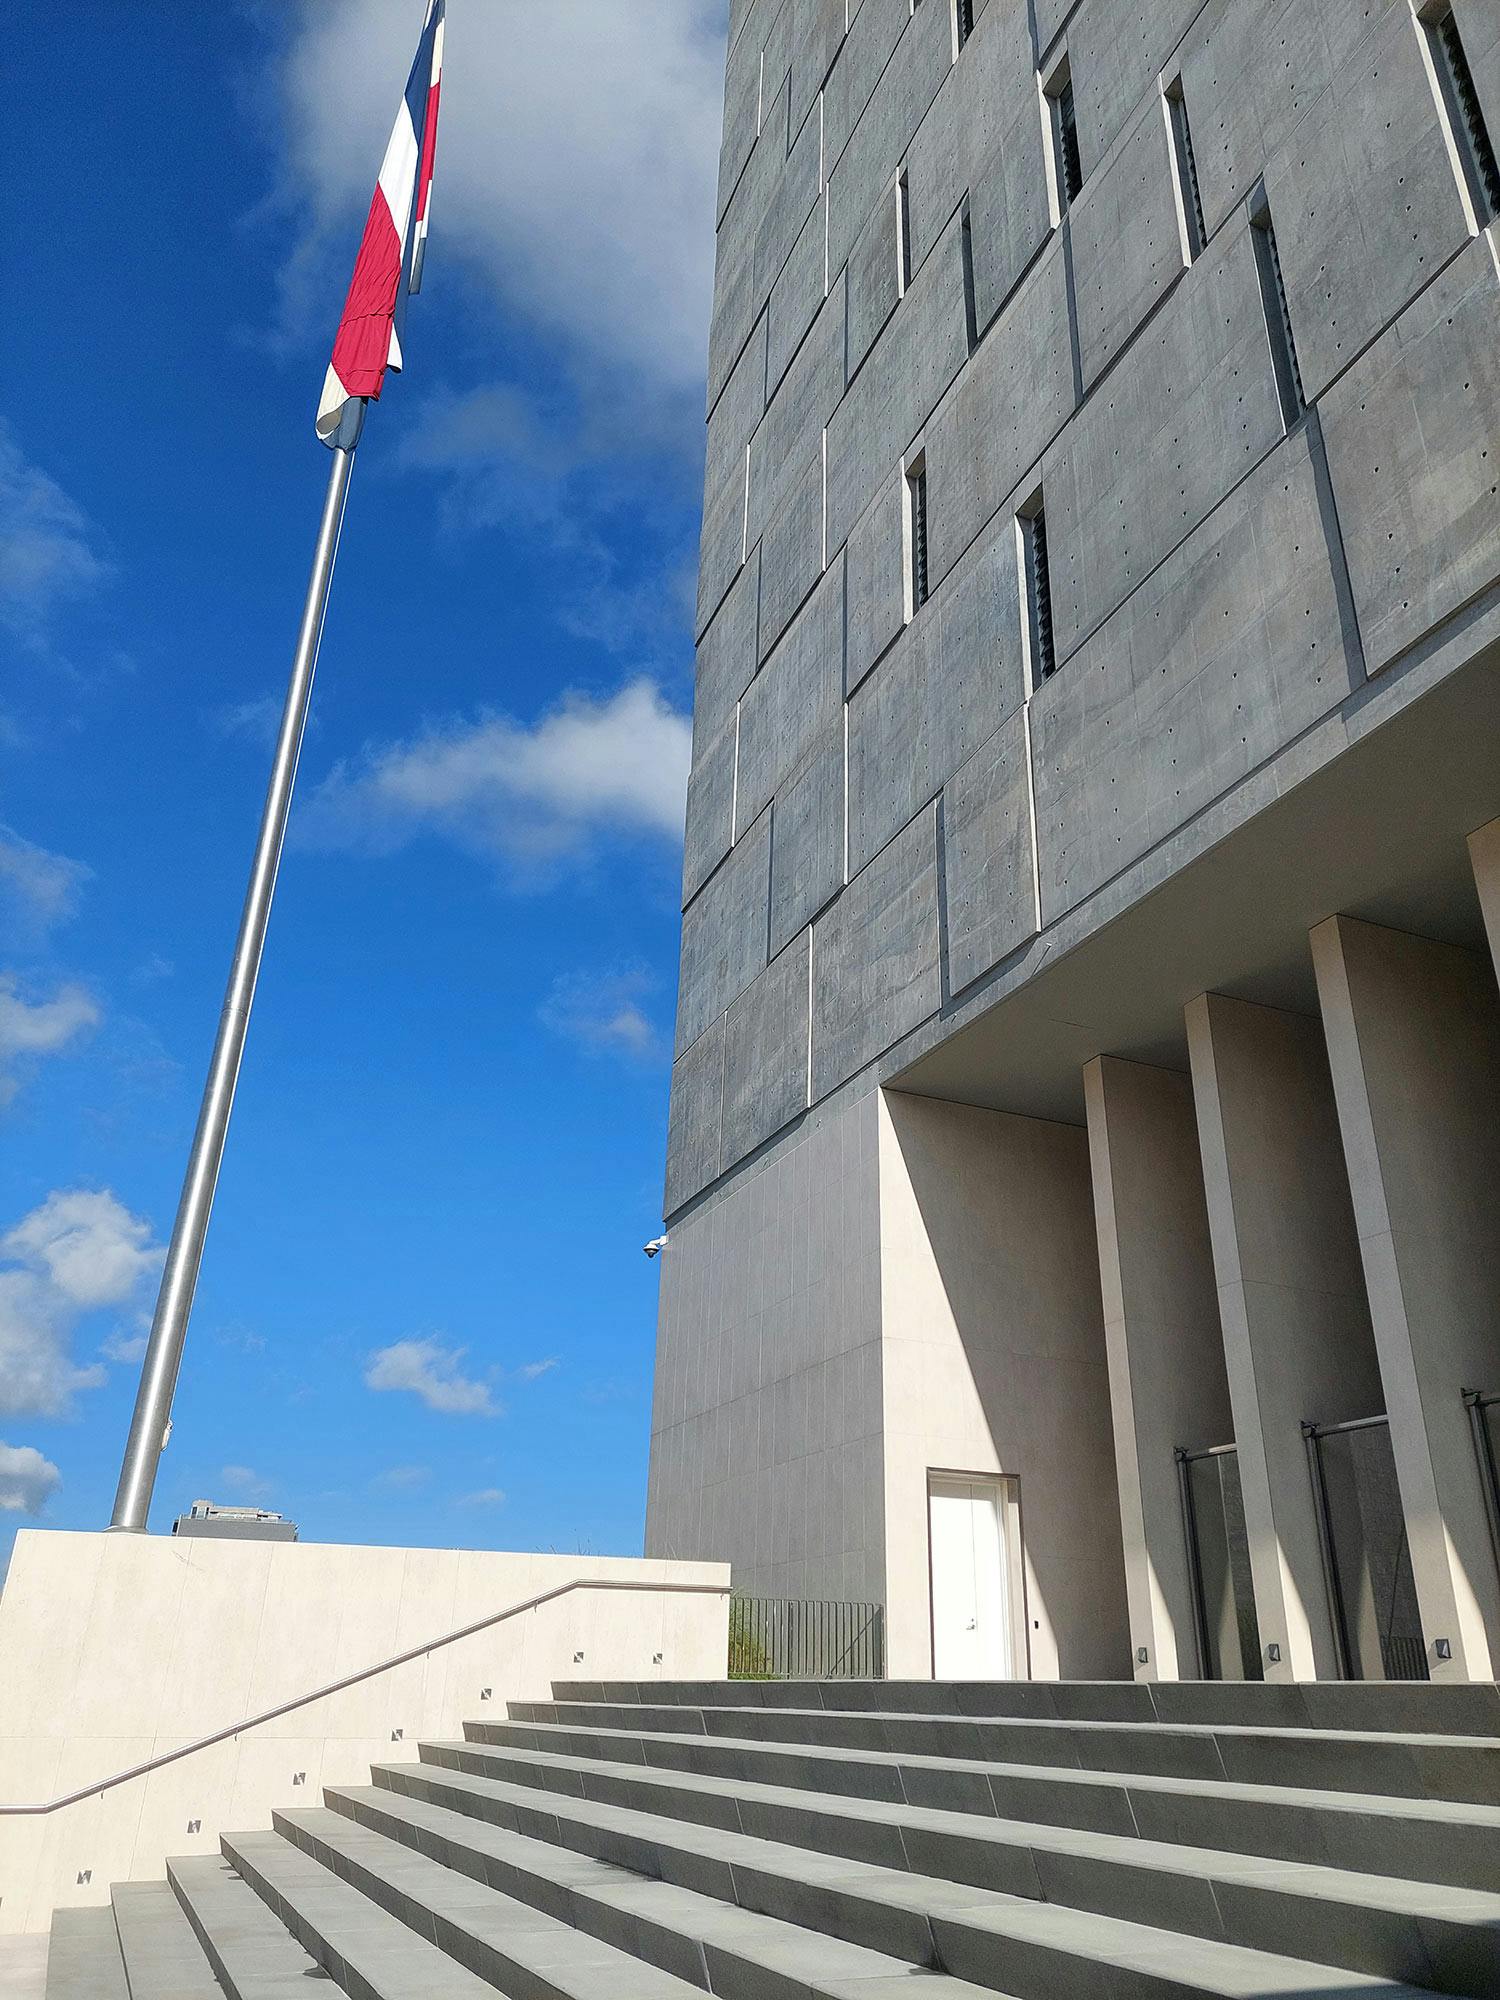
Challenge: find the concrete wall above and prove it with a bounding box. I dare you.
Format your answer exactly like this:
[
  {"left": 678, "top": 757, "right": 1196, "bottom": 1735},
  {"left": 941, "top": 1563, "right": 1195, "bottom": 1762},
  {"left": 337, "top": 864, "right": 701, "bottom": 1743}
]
[
  {"left": 1472, "top": 818, "right": 1500, "bottom": 982},
  {"left": 646, "top": 1091, "right": 887, "bottom": 1604},
  {"left": 1311, "top": 915, "right": 1500, "bottom": 1680},
  {"left": 0, "top": 1533, "right": 727, "bottom": 1935},
  {"left": 1084, "top": 1057, "right": 1231, "bottom": 1680},
  {"left": 878, "top": 1093, "right": 1130, "bottom": 1681},
  {"left": 1186, "top": 993, "right": 1384, "bottom": 1680}
]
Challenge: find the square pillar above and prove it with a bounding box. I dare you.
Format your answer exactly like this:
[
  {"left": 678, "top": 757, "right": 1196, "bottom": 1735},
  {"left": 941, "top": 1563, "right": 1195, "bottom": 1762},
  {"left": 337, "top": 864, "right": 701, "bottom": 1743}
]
[
  {"left": 1311, "top": 914, "right": 1500, "bottom": 1681},
  {"left": 1084, "top": 1057, "right": 1232, "bottom": 1680},
  {"left": 1186, "top": 994, "right": 1384, "bottom": 1680}
]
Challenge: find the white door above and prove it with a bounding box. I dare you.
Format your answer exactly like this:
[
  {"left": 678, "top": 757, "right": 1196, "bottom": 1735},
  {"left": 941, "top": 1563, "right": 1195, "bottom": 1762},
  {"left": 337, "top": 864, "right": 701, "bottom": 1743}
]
[{"left": 928, "top": 1475, "right": 1014, "bottom": 1679}]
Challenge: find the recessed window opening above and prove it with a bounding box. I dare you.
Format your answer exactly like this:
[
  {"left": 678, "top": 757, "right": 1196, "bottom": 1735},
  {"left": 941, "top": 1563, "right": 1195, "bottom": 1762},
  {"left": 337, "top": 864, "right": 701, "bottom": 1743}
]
[
  {"left": 906, "top": 457, "right": 930, "bottom": 617},
  {"left": 1019, "top": 499, "right": 1056, "bottom": 687},
  {"left": 1165, "top": 77, "right": 1207, "bottom": 259},
  {"left": 1045, "top": 65, "right": 1083, "bottom": 211},
  {"left": 897, "top": 170, "right": 913, "bottom": 294},
  {"left": 955, "top": 0, "right": 974, "bottom": 52},
  {"left": 1250, "top": 195, "right": 1305, "bottom": 427},
  {"left": 1426, "top": 6, "right": 1500, "bottom": 223}
]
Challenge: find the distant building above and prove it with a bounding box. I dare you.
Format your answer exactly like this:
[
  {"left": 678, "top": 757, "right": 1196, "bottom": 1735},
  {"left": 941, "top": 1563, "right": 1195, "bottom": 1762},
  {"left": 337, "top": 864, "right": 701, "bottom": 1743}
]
[
  {"left": 171, "top": 1499, "right": 298, "bottom": 1543},
  {"left": 648, "top": 0, "right": 1500, "bottom": 1689}
]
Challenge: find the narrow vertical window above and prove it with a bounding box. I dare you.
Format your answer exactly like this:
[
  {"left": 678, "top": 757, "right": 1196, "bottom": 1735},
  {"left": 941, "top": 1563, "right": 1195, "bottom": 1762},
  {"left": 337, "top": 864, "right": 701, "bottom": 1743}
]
[
  {"left": 1044, "top": 62, "right": 1083, "bottom": 214},
  {"left": 1427, "top": 6, "right": 1500, "bottom": 224},
  {"left": 1250, "top": 195, "right": 1305, "bottom": 426},
  {"left": 906, "top": 458, "right": 930, "bottom": 616},
  {"left": 955, "top": 0, "right": 974, "bottom": 52},
  {"left": 897, "top": 169, "right": 913, "bottom": 294},
  {"left": 1165, "top": 77, "right": 1206, "bottom": 259},
  {"left": 1020, "top": 500, "right": 1056, "bottom": 686}
]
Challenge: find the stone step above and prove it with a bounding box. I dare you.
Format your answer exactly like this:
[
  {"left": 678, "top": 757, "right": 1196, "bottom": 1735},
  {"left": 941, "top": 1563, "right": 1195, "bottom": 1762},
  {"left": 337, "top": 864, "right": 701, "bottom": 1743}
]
[
  {"left": 329, "top": 1778, "right": 1023, "bottom": 2000},
  {"left": 505, "top": 1699, "right": 1500, "bottom": 1802},
  {"left": 165, "top": 1853, "right": 326, "bottom": 1999},
  {"left": 221, "top": 1825, "right": 504, "bottom": 1997},
  {"left": 328, "top": 1767, "right": 1445, "bottom": 2000},
  {"left": 437, "top": 1727, "right": 1500, "bottom": 1892},
  {"left": 109, "top": 1880, "right": 222, "bottom": 1999},
  {"left": 42, "top": 1907, "right": 125, "bottom": 2000},
  {"left": 268, "top": 1803, "right": 711, "bottom": 2000},
  {"left": 382, "top": 1746, "right": 1500, "bottom": 1994},
  {"left": 548, "top": 1679, "right": 1500, "bottom": 1738}
]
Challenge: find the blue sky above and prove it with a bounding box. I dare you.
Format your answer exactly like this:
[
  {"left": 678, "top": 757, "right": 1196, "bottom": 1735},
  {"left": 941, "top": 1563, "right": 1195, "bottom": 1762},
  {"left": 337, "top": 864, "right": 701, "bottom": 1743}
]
[{"left": 1, "top": 2, "right": 723, "bottom": 1565}]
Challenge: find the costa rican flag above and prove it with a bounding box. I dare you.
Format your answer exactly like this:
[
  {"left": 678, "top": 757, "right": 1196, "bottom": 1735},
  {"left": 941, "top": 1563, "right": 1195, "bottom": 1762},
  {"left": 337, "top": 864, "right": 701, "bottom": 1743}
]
[{"left": 316, "top": 0, "right": 445, "bottom": 445}]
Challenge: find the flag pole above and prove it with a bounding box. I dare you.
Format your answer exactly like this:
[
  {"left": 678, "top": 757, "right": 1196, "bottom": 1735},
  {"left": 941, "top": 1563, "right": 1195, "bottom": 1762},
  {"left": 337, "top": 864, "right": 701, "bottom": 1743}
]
[{"left": 109, "top": 402, "right": 365, "bottom": 1532}]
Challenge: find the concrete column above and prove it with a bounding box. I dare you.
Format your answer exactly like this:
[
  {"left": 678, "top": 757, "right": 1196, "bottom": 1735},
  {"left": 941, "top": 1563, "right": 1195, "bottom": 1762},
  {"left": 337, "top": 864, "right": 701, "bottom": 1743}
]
[
  {"left": 1311, "top": 914, "right": 1500, "bottom": 1682},
  {"left": 1471, "top": 818, "right": 1500, "bottom": 983},
  {"left": 1084, "top": 1057, "right": 1233, "bottom": 1681},
  {"left": 879, "top": 1091, "right": 1130, "bottom": 1681},
  {"left": 1186, "top": 993, "right": 1384, "bottom": 1681}
]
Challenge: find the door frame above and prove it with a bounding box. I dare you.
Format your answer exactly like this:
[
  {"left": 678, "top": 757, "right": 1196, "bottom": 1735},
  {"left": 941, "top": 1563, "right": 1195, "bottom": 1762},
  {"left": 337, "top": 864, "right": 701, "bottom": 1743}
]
[{"left": 924, "top": 1468, "right": 1029, "bottom": 1681}]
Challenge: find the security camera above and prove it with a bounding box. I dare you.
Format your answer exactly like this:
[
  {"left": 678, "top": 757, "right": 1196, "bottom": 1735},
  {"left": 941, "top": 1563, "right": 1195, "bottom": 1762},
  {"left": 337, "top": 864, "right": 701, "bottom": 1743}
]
[{"left": 643, "top": 1234, "right": 668, "bottom": 1259}]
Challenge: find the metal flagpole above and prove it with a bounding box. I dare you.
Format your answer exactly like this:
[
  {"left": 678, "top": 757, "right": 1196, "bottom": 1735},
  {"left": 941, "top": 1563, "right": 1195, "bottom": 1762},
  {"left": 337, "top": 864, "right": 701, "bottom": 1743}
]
[{"left": 110, "top": 406, "right": 364, "bottom": 1532}]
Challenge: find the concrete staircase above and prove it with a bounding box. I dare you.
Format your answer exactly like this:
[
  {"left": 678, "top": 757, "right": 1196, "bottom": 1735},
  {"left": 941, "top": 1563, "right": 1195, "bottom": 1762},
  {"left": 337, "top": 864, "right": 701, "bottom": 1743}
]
[{"left": 44, "top": 1678, "right": 1500, "bottom": 1998}]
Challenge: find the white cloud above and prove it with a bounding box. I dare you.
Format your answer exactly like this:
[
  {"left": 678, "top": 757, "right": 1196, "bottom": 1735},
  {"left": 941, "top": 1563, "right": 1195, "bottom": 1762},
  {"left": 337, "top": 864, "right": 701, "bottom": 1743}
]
[
  {"left": 221, "top": 1464, "right": 274, "bottom": 1503},
  {"left": 0, "top": 827, "right": 90, "bottom": 936},
  {"left": 0, "top": 1189, "right": 162, "bottom": 1419},
  {"left": 208, "top": 694, "right": 285, "bottom": 749},
  {"left": 515, "top": 1358, "right": 560, "bottom": 1383},
  {"left": 305, "top": 679, "right": 690, "bottom": 877},
  {"left": 0, "top": 1442, "right": 61, "bottom": 1515},
  {"left": 540, "top": 968, "right": 661, "bottom": 1060},
  {"left": 100, "top": 1324, "right": 150, "bottom": 1364},
  {"left": 456, "top": 1486, "right": 507, "bottom": 1509},
  {"left": 373, "top": 1462, "right": 431, "bottom": 1489},
  {"left": 274, "top": 1, "right": 723, "bottom": 418},
  {"left": 0, "top": 424, "right": 112, "bottom": 645},
  {"left": 0, "top": 977, "right": 100, "bottom": 1103},
  {"left": 363, "top": 1336, "right": 499, "bottom": 1416}
]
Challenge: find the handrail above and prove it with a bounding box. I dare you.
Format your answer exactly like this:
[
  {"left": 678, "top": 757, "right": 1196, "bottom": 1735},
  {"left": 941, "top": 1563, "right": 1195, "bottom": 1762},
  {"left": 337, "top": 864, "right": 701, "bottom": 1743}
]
[{"left": 0, "top": 1574, "right": 728, "bottom": 1816}]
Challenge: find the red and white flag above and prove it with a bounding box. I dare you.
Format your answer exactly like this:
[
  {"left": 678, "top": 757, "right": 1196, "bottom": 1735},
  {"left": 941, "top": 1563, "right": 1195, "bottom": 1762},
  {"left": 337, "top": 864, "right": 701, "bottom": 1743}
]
[{"left": 316, "top": 0, "right": 445, "bottom": 444}]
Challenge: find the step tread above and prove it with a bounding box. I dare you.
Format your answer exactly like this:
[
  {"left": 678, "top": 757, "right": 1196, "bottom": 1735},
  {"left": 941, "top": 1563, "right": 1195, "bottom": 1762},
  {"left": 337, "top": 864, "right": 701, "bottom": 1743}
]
[
  {"left": 108, "top": 1880, "right": 221, "bottom": 1999},
  {"left": 416, "top": 1738, "right": 1500, "bottom": 1920},
  {"left": 270, "top": 1805, "right": 711, "bottom": 2000},
  {"left": 331, "top": 1780, "right": 1022, "bottom": 2000},
  {"left": 166, "top": 1853, "right": 325, "bottom": 1998},
  {"left": 340, "top": 1767, "right": 1446, "bottom": 1998},
  {"left": 471, "top": 1717, "right": 1500, "bottom": 1825},
  {"left": 222, "top": 1826, "right": 499, "bottom": 1997},
  {"left": 43, "top": 1906, "right": 126, "bottom": 2000}
]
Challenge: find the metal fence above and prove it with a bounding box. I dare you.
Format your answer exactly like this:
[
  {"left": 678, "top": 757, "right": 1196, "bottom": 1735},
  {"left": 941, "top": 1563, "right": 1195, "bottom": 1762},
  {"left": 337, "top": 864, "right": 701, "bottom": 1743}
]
[{"left": 728, "top": 1594, "right": 885, "bottom": 1679}]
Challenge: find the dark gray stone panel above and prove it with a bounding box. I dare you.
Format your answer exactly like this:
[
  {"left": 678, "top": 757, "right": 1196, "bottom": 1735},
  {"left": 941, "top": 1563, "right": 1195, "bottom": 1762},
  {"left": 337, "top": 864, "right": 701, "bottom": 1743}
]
[
  {"left": 754, "top": 80, "right": 825, "bottom": 310},
  {"left": 923, "top": 235, "right": 1075, "bottom": 591},
  {"left": 676, "top": 808, "right": 772, "bottom": 1056},
  {"left": 664, "top": 1015, "right": 726, "bottom": 1215},
  {"left": 705, "top": 310, "right": 769, "bottom": 505},
  {"left": 827, "top": 0, "right": 953, "bottom": 279},
  {"left": 790, "top": 0, "right": 848, "bottom": 143},
  {"left": 723, "top": 931, "right": 812, "bottom": 1165},
  {"left": 1268, "top": 1, "right": 1471, "bottom": 403},
  {"left": 717, "top": 2, "right": 766, "bottom": 222},
  {"left": 694, "top": 548, "right": 761, "bottom": 750},
  {"left": 683, "top": 714, "right": 737, "bottom": 907},
  {"left": 1320, "top": 235, "right": 1500, "bottom": 677},
  {"left": 847, "top": 517, "right": 1024, "bottom": 873},
  {"left": 826, "top": 208, "right": 973, "bottom": 555},
  {"left": 845, "top": 463, "right": 906, "bottom": 693},
  {"left": 767, "top": 194, "right": 830, "bottom": 395},
  {"left": 966, "top": 108, "right": 1055, "bottom": 337},
  {"left": 1067, "top": 0, "right": 1208, "bottom": 177},
  {"left": 943, "top": 707, "right": 1037, "bottom": 993},
  {"left": 1032, "top": 427, "right": 1355, "bottom": 923},
  {"left": 770, "top": 729, "right": 845, "bottom": 958},
  {"left": 811, "top": 803, "right": 941, "bottom": 1099},
  {"left": 824, "top": 0, "right": 914, "bottom": 177},
  {"left": 847, "top": 182, "right": 901, "bottom": 376},
  {"left": 738, "top": 556, "right": 846, "bottom": 829},
  {"left": 1042, "top": 216, "right": 1284, "bottom": 667},
  {"left": 1070, "top": 91, "right": 1183, "bottom": 391},
  {"left": 696, "top": 453, "right": 751, "bottom": 640},
  {"left": 749, "top": 276, "right": 845, "bottom": 549},
  {"left": 758, "top": 447, "right": 827, "bottom": 659}
]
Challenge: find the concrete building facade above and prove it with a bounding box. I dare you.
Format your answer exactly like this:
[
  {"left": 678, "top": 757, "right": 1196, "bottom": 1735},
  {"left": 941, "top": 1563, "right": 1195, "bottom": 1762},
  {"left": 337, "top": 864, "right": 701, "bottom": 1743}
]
[{"left": 647, "top": 0, "right": 1500, "bottom": 1684}]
